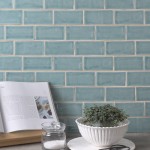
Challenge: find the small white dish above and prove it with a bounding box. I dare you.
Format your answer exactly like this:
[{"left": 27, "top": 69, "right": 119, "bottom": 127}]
[{"left": 67, "top": 137, "right": 135, "bottom": 150}]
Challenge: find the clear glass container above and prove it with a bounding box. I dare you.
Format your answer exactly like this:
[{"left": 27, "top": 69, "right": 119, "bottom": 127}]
[{"left": 41, "top": 122, "right": 66, "bottom": 150}]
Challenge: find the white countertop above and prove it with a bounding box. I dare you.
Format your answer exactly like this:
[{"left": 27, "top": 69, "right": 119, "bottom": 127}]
[{"left": 0, "top": 133, "right": 150, "bottom": 150}]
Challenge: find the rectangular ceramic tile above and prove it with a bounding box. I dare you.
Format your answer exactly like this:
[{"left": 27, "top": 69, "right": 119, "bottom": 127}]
[
  {"left": 85, "top": 11, "right": 113, "bottom": 24},
  {"left": 75, "top": 0, "right": 104, "bottom": 9},
  {"left": 128, "top": 118, "right": 150, "bottom": 132},
  {"left": 136, "top": 41, "right": 150, "bottom": 54},
  {"left": 136, "top": 0, "right": 150, "bottom": 9},
  {"left": 0, "top": 11, "right": 22, "bottom": 24},
  {"left": 96, "top": 26, "right": 125, "bottom": 40},
  {"left": 76, "top": 42, "right": 104, "bottom": 55},
  {"left": 84, "top": 57, "right": 113, "bottom": 70},
  {"left": 115, "top": 11, "right": 143, "bottom": 24},
  {"left": 45, "top": 0, "right": 74, "bottom": 9},
  {"left": 24, "top": 11, "right": 52, "bottom": 24},
  {"left": 51, "top": 87, "right": 74, "bottom": 101},
  {"left": 15, "top": 0, "right": 43, "bottom": 8},
  {"left": 0, "top": 57, "right": 22, "bottom": 70},
  {"left": 0, "top": 0, "right": 12, "bottom": 8},
  {"left": 24, "top": 57, "right": 51, "bottom": 70},
  {"left": 66, "top": 72, "right": 95, "bottom": 86},
  {"left": 127, "top": 72, "right": 150, "bottom": 86},
  {"left": 136, "top": 87, "right": 150, "bottom": 101},
  {"left": 54, "top": 57, "right": 82, "bottom": 70},
  {"left": 127, "top": 26, "right": 150, "bottom": 40},
  {"left": 97, "top": 72, "right": 125, "bottom": 86},
  {"left": 67, "top": 26, "right": 95, "bottom": 40},
  {"left": 15, "top": 42, "right": 44, "bottom": 55},
  {"left": 76, "top": 87, "right": 104, "bottom": 101},
  {"left": 54, "top": 11, "right": 83, "bottom": 24},
  {"left": 115, "top": 57, "right": 143, "bottom": 70},
  {"left": 145, "top": 57, "right": 150, "bottom": 70},
  {"left": 45, "top": 42, "right": 74, "bottom": 55},
  {"left": 36, "top": 26, "right": 64, "bottom": 40},
  {"left": 116, "top": 103, "right": 144, "bottom": 117},
  {"left": 105, "top": 0, "right": 134, "bottom": 9},
  {"left": 55, "top": 103, "right": 82, "bottom": 116},
  {"left": 106, "top": 42, "right": 134, "bottom": 55},
  {"left": 0, "top": 42, "right": 13, "bottom": 55},
  {"left": 6, "top": 26, "right": 33, "bottom": 40},
  {"left": 36, "top": 72, "right": 65, "bottom": 86},
  {"left": 145, "top": 103, "right": 150, "bottom": 116},
  {"left": 106, "top": 88, "right": 135, "bottom": 101},
  {"left": 6, "top": 72, "right": 35, "bottom": 82}
]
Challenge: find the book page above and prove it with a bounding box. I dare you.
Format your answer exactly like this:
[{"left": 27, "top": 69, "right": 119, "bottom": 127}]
[{"left": 0, "top": 82, "right": 58, "bottom": 133}]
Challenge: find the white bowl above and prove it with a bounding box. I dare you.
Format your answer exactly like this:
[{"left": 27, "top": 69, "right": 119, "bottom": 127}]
[{"left": 75, "top": 117, "right": 129, "bottom": 148}]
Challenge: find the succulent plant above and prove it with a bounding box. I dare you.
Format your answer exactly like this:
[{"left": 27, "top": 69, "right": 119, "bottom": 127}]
[{"left": 83, "top": 104, "right": 128, "bottom": 127}]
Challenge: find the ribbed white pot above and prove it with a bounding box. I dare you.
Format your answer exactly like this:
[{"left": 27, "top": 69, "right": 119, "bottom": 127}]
[{"left": 75, "top": 117, "right": 129, "bottom": 148}]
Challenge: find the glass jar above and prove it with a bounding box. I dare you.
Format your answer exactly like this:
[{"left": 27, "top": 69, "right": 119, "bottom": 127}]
[{"left": 41, "top": 122, "right": 66, "bottom": 150}]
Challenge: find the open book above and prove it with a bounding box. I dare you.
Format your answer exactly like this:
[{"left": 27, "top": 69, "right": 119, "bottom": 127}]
[{"left": 0, "top": 82, "right": 58, "bottom": 133}]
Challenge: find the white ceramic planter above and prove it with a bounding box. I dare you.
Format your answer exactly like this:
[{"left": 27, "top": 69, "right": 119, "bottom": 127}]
[{"left": 75, "top": 117, "right": 129, "bottom": 148}]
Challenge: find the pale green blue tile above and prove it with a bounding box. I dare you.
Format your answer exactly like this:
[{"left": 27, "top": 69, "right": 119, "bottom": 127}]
[
  {"left": 6, "top": 26, "right": 33, "bottom": 40},
  {"left": 106, "top": 88, "right": 135, "bottom": 101},
  {"left": 45, "top": 0, "right": 74, "bottom": 9},
  {"left": 128, "top": 118, "right": 150, "bottom": 132},
  {"left": 106, "top": 42, "right": 134, "bottom": 55},
  {"left": 145, "top": 103, "right": 150, "bottom": 116},
  {"left": 56, "top": 103, "right": 82, "bottom": 116},
  {"left": 116, "top": 103, "right": 144, "bottom": 117},
  {"left": 115, "top": 11, "right": 143, "bottom": 24},
  {"left": 136, "top": 0, "right": 150, "bottom": 9},
  {"left": 45, "top": 42, "right": 73, "bottom": 55},
  {"left": 67, "top": 72, "right": 95, "bottom": 86},
  {"left": 0, "top": 57, "right": 22, "bottom": 70},
  {"left": 106, "top": 0, "right": 133, "bottom": 9},
  {"left": 24, "top": 57, "right": 51, "bottom": 70},
  {"left": 0, "top": 42, "right": 13, "bottom": 55},
  {"left": 60, "top": 118, "right": 78, "bottom": 133},
  {"left": 75, "top": 0, "right": 104, "bottom": 9},
  {"left": 15, "top": 42, "right": 44, "bottom": 55},
  {"left": 115, "top": 57, "right": 143, "bottom": 70},
  {"left": 76, "top": 87, "right": 104, "bottom": 101},
  {"left": 85, "top": 11, "right": 113, "bottom": 24},
  {"left": 6, "top": 72, "right": 34, "bottom": 82},
  {"left": 137, "top": 87, "right": 150, "bottom": 101},
  {"left": 0, "top": 11, "right": 22, "bottom": 24},
  {"left": 24, "top": 11, "right": 52, "bottom": 24},
  {"left": 85, "top": 57, "right": 113, "bottom": 70},
  {"left": 36, "top": 72, "right": 65, "bottom": 86},
  {"left": 96, "top": 26, "right": 125, "bottom": 40},
  {"left": 136, "top": 42, "right": 150, "bottom": 54},
  {"left": 76, "top": 42, "right": 104, "bottom": 55},
  {"left": 0, "top": 73, "right": 4, "bottom": 80},
  {"left": 51, "top": 87, "right": 74, "bottom": 101},
  {"left": 145, "top": 57, "right": 150, "bottom": 70},
  {"left": 84, "top": 103, "right": 114, "bottom": 108},
  {"left": 143, "top": 11, "right": 150, "bottom": 24},
  {"left": 54, "top": 57, "right": 82, "bottom": 70},
  {"left": 127, "top": 72, "right": 150, "bottom": 86},
  {"left": 127, "top": 26, "right": 150, "bottom": 40},
  {"left": 36, "top": 26, "right": 64, "bottom": 40},
  {"left": 97, "top": 72, "right": 125, "bottom": 86},
  {"left": 67, "top": 26, "right": 95, "bottom": 40},
  {"left": 0, "top": 0, "right": 12, "bottom": 8},
  {"left": 55, "top": 11, "right": 83, "bottom": 24},
  {"left": 0, "top": 26, "right": 4, "bottom": 39},
  {"left": 15, "top": 0, "right": 43, "bottom": 8}
]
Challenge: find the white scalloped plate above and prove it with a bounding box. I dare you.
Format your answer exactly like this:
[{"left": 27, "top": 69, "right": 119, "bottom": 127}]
[{"left": 67, "top": 137, "right": 135, "bottom": 150}]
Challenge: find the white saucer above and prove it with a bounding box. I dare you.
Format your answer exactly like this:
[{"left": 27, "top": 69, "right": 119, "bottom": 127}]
[{"left": 67, "top": 137, "right": 135, "bottom": 150}]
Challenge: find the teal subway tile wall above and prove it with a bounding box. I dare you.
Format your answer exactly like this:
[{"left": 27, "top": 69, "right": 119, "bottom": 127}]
[{"left": 0, "top": 0, "right": 150, "bottom": 133}]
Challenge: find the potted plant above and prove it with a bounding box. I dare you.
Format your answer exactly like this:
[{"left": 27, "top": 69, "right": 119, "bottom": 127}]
[{"left": 75, "top": 104, "right": 129, "bottom": 148}]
